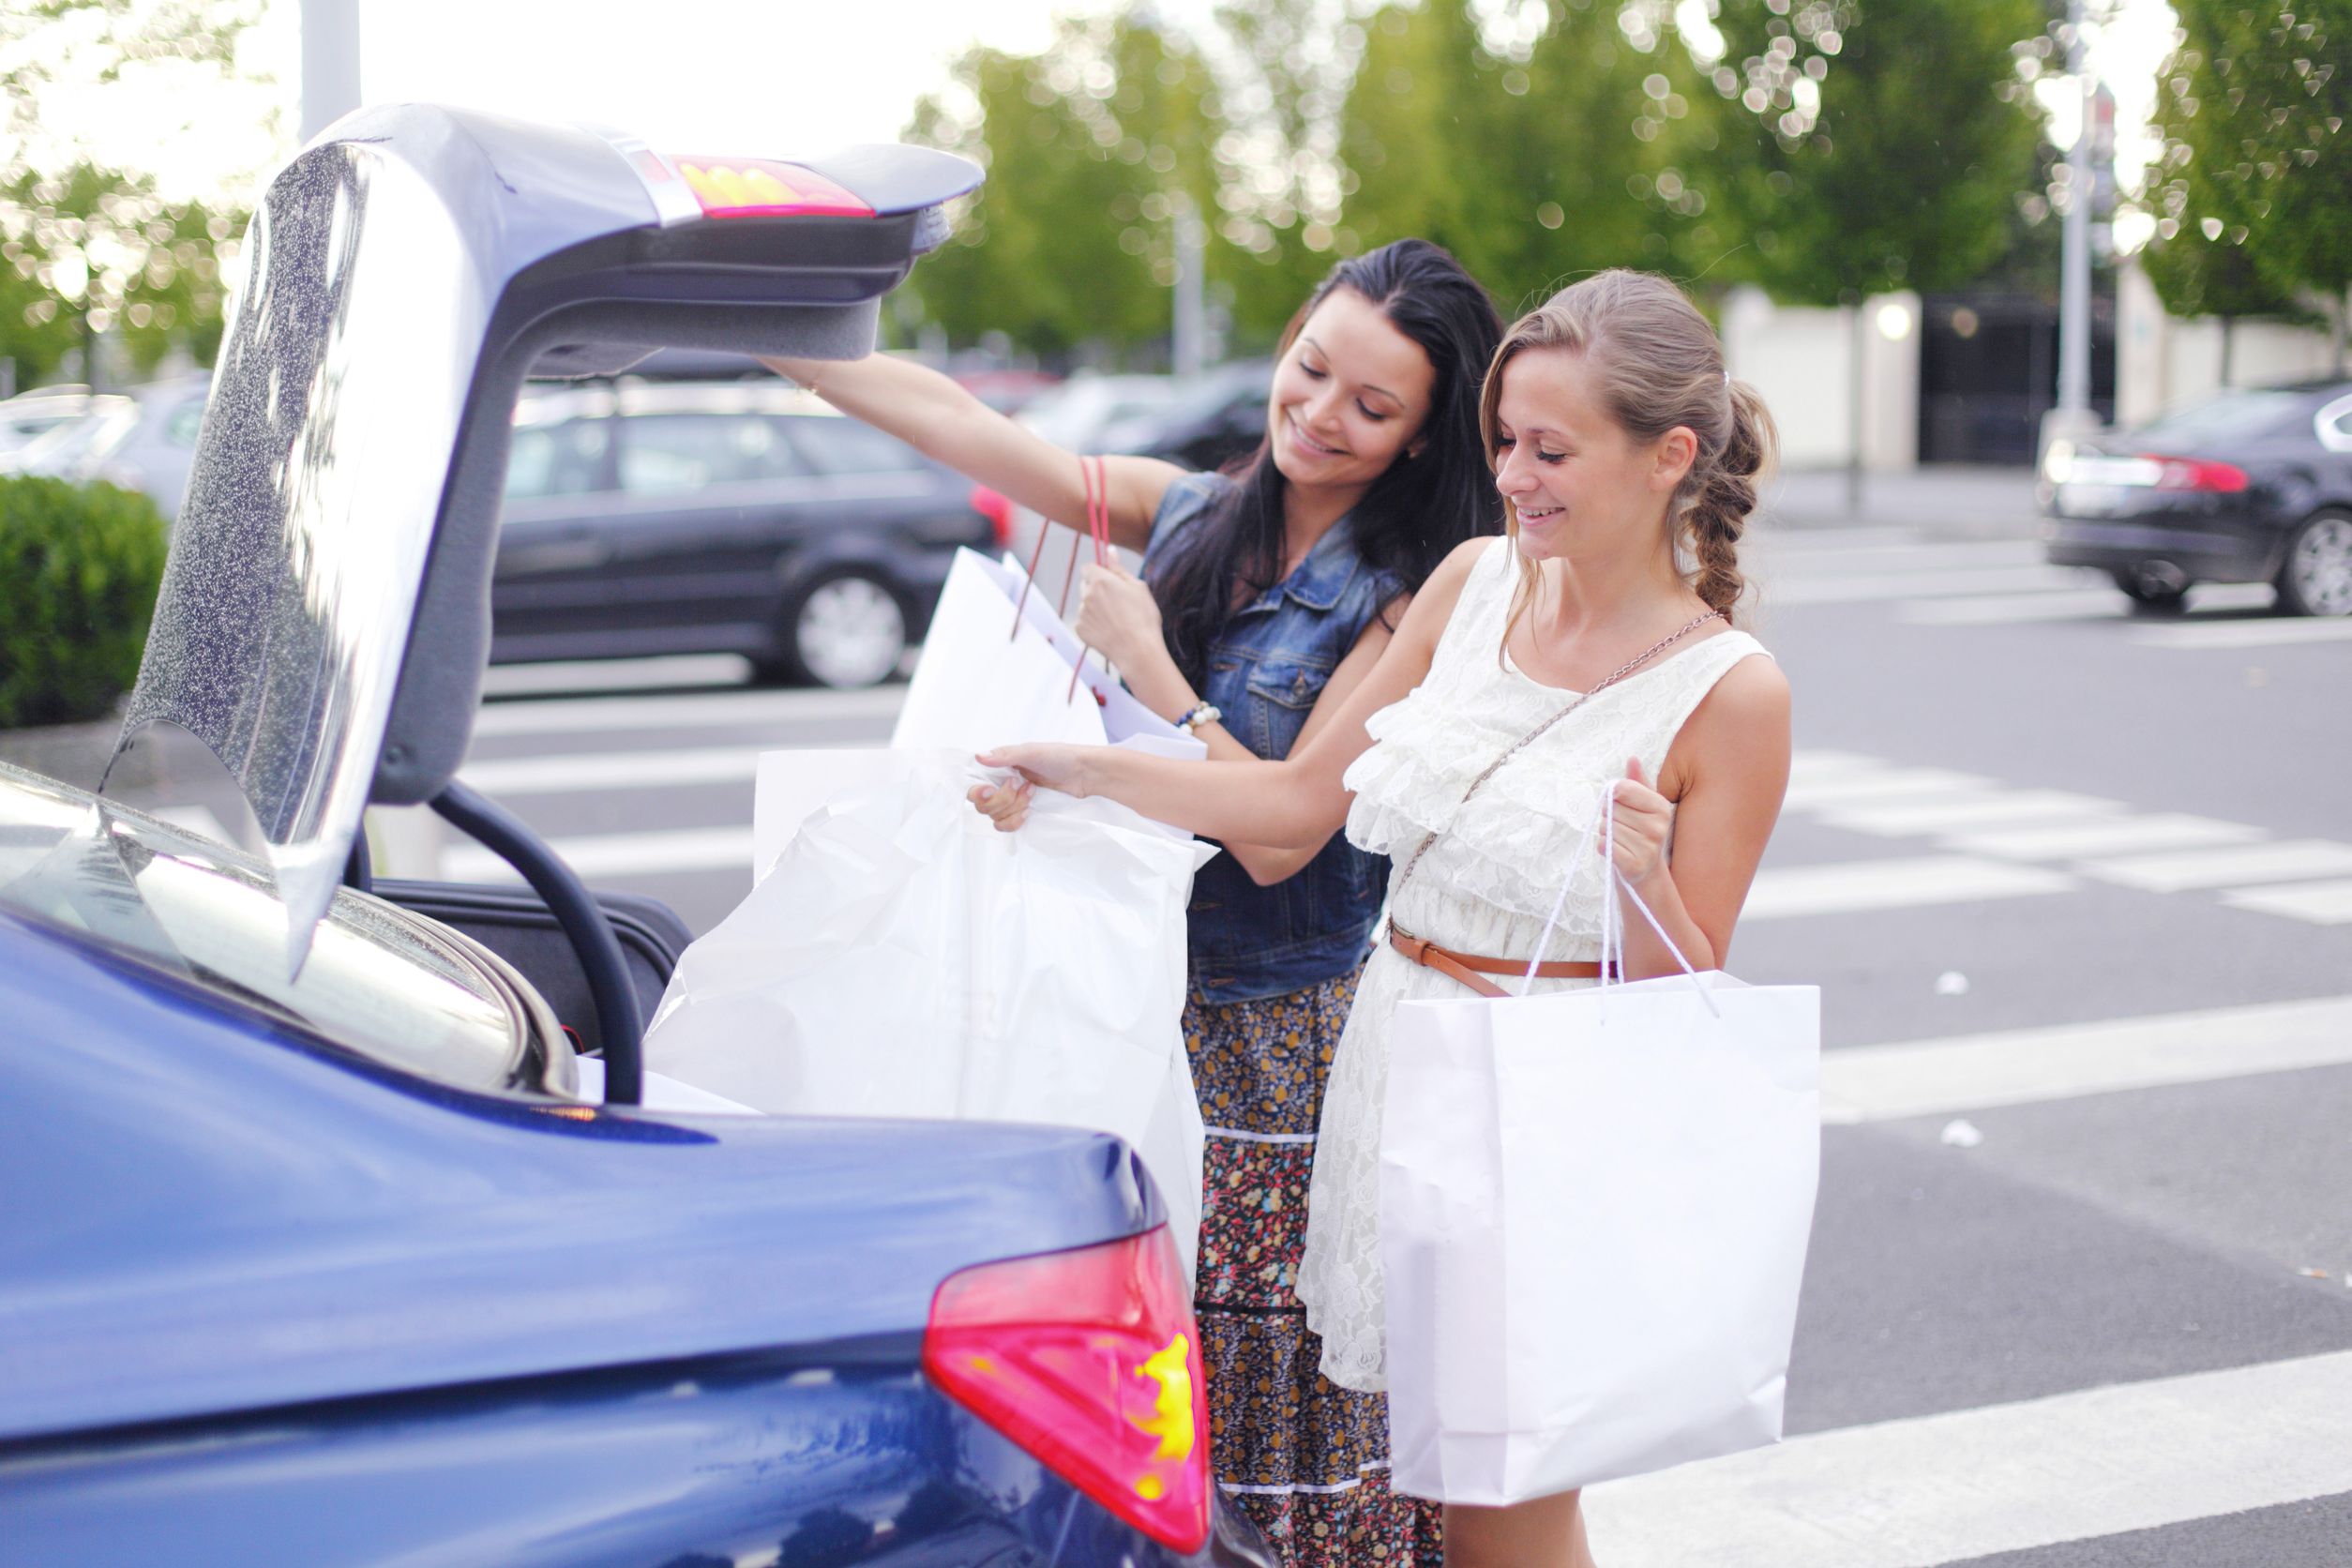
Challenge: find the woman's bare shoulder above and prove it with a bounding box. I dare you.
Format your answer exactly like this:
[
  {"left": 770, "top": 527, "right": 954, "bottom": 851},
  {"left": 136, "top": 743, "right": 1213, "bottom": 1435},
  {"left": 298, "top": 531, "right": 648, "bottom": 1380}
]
[{"left": 1391, "top": 535, "right": 1500, "bottom": 648}]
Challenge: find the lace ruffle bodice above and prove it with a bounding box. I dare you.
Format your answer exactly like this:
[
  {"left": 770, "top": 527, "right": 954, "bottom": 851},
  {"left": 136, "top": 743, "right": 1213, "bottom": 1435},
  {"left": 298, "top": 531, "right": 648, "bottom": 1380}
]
[{"left": 1299, "top": 536, "right": 1774, "bottom": 1393}]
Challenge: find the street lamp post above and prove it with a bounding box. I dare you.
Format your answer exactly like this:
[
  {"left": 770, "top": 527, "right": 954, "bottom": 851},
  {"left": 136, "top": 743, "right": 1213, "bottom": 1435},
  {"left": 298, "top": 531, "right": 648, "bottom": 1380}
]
[
  {"left": 300, "top": 0, "right": 363, "bottom": 143},
  {"left": 2043, "top": 0, "right": 2100, "bottom": 472}
]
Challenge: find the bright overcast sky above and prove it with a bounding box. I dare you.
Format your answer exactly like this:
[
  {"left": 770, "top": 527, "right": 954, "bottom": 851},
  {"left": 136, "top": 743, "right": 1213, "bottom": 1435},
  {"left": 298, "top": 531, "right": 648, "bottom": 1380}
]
[{"left": 51, "top": 0, "right": 2184, "bottom": 219}]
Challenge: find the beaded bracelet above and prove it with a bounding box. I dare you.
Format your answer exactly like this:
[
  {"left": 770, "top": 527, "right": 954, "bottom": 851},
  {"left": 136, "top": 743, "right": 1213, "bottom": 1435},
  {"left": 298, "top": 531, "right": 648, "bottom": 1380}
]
[{"left": 1176, "top": 702, "right": 1223, "bottom": 734}]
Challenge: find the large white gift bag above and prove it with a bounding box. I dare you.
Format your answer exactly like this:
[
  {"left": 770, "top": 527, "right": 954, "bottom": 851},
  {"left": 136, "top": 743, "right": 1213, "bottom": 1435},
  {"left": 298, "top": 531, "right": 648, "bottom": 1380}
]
[
  {"left": 891, "top": 545, "right": 1205, "bottom": 764},
  {"left": 645, "top": 748, "right": 1214, "bottom": 1273},
  {"left": 1380, "top": 799, "right": 1821, "bottom": 1504}
]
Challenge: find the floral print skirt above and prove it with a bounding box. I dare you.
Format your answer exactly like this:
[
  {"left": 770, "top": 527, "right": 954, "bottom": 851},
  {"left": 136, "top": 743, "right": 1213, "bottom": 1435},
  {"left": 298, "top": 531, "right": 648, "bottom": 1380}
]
[{"left": 1185, "top": 970, "right": 1443, "bottom": 1568}]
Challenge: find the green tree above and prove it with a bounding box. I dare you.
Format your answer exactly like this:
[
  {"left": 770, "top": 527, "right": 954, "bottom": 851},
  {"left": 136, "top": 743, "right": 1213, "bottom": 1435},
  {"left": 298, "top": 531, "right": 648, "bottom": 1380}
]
[
  {"left": 903, "top": 13, "right": 1223, "bottom": 363},
  {"left": 2147, "top": 0, "right": 2352, "bottom": 369},
  {"left": 0, "top": 0, "right": 272, "bottom": 385},
  {"left": 1, "top": 162, "right": 240, "bottom": 385},
  {"left": 1691, "top": 0, "right": 2043, "bottom": 502},
  {"left": 1338, "top": 0, "right": 1719, "bottom": 313}
]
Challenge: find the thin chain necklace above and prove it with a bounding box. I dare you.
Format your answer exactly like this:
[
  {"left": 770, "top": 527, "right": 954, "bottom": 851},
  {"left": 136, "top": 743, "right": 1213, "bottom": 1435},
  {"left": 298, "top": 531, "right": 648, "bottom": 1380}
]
[{"left": 1390, "top": 604, "right": 1726, "bottom": 899}]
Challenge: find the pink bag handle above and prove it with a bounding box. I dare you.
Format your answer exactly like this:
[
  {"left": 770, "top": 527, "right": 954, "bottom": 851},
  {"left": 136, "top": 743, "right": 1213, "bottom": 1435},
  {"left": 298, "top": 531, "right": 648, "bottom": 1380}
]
[{"left": 1064, "top": 455, "right": 1112, "bottom": 703}]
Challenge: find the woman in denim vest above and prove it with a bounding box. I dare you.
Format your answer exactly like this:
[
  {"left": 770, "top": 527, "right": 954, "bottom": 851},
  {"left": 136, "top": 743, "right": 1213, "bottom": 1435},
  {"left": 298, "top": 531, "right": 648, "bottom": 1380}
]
[{"left": 765, "top": 240, "right": 1501, "bottom": 1566}]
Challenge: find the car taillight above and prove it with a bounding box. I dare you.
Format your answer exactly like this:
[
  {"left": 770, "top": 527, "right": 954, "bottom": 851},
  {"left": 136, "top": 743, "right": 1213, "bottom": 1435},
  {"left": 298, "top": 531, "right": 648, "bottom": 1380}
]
[
  {"left": 668, "top": 157, "right": 875, "bottom": 219},
  {"left": 924, "top": 1227, "right": 1210, "bottom": 1553},
  {"left": 970, "top": 484, "right": 1014, "bottom": 548},
  {"left": 2143, "top": 454, "right": 2249, "bottom": 492}
]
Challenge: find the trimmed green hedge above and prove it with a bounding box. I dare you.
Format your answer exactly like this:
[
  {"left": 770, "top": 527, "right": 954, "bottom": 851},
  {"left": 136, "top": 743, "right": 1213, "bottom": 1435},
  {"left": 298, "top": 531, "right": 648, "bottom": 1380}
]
[{"left": 0, "top": 475, "right": 169, "bottom": 730}]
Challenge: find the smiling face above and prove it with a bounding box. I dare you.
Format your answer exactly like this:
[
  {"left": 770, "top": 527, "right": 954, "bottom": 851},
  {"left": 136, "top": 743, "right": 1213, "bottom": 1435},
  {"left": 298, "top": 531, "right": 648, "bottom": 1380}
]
[
  {"left": 1265, "top": 287, "right": 1436, "bottom": 493},
  {"left": 1490, "top": 346, "right": 1695, "bottom": 564}
]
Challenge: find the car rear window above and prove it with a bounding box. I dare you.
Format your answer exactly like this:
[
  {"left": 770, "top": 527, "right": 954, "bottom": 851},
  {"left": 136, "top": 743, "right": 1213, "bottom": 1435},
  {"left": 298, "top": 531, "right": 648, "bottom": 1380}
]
[
  {"left": 2132, "top": 390, "right": 2304, "bottom": 448},
  {"left": 619, "top": 412, "right": 809, "bottom": 493},
  {"left": 786, "top": 415, "right": 927, "bottom": 475}
]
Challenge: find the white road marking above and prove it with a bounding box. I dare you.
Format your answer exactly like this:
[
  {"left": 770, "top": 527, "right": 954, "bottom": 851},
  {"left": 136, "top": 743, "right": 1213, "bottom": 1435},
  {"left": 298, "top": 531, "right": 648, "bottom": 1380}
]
[
  {"left": 442, "top": 825, "right": 755, "bottom": 882},
  {"left": 1743, "top": 856, "right": 2074, "bottom": 920},
  {"left": 479, "top": 655, "right": 754, "bottom": 696},
  {"left": 1780, "top": 768, "right": 1998, "bottom": 812},
  {"left": 2077, "top": 839, "right": 2352, "bottom": 894},
  {"left": 1816, "top": 995, "right": 2352, "bottom": 1124},
  {"left": 1942, "top": 813, "right": 2268, "bottom": 861},
  {"left": 1757, "top": 565, "right": 2094, "bottom": 607},
  {"left": 1899, "top": 588, "right": 2128, "bottom": 626},
  {"left": 460, "top": 746, "right": 765, "bottom": 797},
  {"left": 1816, "top": 790, "right": 2126, "bottom": 839},
  {"left": 469, "top": 684, "right": 907, "bottom": 738},
  {"left": 1786, "top": 749, "right": 1891, "bottom": 785},
  {"left": 1749, "top": 538, "right": 2051, "bottom": 573},
  {"left": 2220, "top": 878, "right": 2352, "bottom": 926},
  {"left": 1584, "top": 1350, "right": 2352, "bottom": 1568},
  {"left": 2133, "top": 615, "right": 2352, "bottom": 650},
  {"left": 1901, "top": 581, "right": 2275, "bottom": 626}
]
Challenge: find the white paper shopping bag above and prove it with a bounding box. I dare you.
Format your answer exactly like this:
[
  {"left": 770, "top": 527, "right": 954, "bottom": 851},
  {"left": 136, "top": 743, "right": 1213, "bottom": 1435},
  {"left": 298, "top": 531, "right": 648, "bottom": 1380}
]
[
  {"left": 648, "top": 747, "right": 1213, "bottom": 1273},
  {"left": 891, "top": 547, "right": 1205, "bottom": 764},
  {"left": 1379, "top": 800, "right": 1822, "bottom": 1504}
]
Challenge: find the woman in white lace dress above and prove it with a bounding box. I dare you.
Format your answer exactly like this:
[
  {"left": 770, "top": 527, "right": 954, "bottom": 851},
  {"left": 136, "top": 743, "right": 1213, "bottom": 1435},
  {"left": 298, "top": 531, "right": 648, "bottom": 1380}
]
[{"left": 977, "top": 270, "right": 1793, "bottom": 1568}]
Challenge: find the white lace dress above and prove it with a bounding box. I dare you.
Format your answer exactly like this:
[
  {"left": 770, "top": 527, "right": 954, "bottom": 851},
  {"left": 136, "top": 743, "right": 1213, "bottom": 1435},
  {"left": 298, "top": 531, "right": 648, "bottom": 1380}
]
[{"left": 1294, "top": 536, "right": 1773, "bottom": 1393}]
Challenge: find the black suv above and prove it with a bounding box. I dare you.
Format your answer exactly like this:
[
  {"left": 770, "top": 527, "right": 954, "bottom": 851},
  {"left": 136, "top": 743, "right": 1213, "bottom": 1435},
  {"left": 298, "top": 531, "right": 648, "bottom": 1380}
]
[{"left": 493, "top": 379, "right": 1009, "bottom": 686}]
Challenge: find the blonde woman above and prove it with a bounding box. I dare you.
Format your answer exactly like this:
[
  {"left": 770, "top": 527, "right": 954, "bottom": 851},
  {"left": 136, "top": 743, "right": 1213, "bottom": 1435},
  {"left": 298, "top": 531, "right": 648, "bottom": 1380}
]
[{"left": 973, "top": 269, "right": 1791, "bottom": 1568}]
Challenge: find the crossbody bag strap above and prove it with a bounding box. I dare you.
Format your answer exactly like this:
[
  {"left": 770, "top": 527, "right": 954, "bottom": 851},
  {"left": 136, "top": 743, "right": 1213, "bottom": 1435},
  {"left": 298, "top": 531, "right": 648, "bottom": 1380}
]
[{"left": 1385, "top": 604, "right": 1726, "bottom": 915}]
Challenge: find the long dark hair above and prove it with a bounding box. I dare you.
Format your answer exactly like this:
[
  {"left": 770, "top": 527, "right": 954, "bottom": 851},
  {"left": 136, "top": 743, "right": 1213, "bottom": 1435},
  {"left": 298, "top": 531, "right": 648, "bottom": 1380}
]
[{"left": 1150, "top": 239, "right": 1505, "bottom": 685}]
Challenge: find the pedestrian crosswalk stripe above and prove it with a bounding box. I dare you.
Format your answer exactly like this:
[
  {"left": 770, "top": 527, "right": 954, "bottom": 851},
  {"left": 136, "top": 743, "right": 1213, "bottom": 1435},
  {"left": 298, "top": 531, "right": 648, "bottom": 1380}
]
[
  {"left": 1786, "top": 749, "right": 1888, "bottom": 784},
  {"left": 1816, "top": 995, "right": 2352, "bottom": 1124},
  {"left": 2077, "top": 839, "right": 2352, "bottom": 894},
  {"left": 1816, "top": 789, "right": 2124, "bottom": 839},
  {"left": 468, "top": 685, "right": 907, "bottom": 738},
  {"left": 2219, "top": 878, "right": 2352, "bottom": 927},
  {"left": 1901, "top": 581, "right": 2275, "bottom": 626},
  {"left": 1583, "top": 1350, "right": 2352, "bottom": 1568},
  {"left": 1780, "top": 768, "right": 1998, "bottom": 812},
  {"left": 443, "top": 825, "right": 754, "bottom": 882},
  {"left": 1743, "top": 856, "right": 2074, "bottom": 920},
  {"left": 1750, "top": 537, "right": 2051, "bottom": 573},
  {"left": 2132, "top": 615, "right": 2352, "bottom": 650},
  {"left": 460, "top": 746, "right": 767, "bottom": 796},
  {"left": 1942, "top": 812, "right": 2267, "bottom": 861},
  {"left": 1899, "top": 587, "right": 2129, "bottom": 626},
  {"left": 480, "top": 654, "right": 753, "bottom": 696},
  {"left": 1758, "top": 564, "right": 2090, "bottom": 607}
]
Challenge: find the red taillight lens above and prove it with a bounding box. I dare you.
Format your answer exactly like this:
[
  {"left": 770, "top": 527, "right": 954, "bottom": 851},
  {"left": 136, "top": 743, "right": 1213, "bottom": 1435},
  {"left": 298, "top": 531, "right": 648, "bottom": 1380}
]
[
  {"left": 970, "top": 484, "right": 1015, "bottom": 548},
  {"left": 669, "top": 157, "right": 874, "bottom": 219},
  {"left": 2143, "top": 454, "right": 2249, "bottom": 492},
  {"left": 924, "top": 1227, "right": 1210, "bottom": 1553}
]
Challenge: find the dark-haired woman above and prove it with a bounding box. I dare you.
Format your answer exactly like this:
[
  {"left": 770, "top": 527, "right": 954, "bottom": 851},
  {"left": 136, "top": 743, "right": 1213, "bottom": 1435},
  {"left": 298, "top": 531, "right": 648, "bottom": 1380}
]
[{"left": 765, "top": 238, "right": 1502, "bottom": 1566}]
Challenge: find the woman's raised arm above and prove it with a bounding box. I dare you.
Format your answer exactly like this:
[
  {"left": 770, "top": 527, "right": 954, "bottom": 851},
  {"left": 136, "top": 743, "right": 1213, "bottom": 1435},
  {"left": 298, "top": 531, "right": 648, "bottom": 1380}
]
[
  {"left": 978, "top": 538, "right": 1488, "bottom": 846},
  {"left": 761, "top": 353, "right": 1182, "bottom": 554}
]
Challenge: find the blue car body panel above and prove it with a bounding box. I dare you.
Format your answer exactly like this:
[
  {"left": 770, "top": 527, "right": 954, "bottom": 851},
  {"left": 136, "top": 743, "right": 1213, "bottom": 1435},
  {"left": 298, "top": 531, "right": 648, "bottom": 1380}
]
[
  {"left": 1, "top": 1350, "right": 1199, "bottom": 1566},
  {"left": 0, "top": 910, "right": 1159, "bottom": 1446}
]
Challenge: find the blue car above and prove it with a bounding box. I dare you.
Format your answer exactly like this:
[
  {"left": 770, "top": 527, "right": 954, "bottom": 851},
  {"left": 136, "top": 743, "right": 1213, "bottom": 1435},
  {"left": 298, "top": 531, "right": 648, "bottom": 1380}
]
[{"left": 0, "top": 106, "right": 1268, "bottom": 1567}]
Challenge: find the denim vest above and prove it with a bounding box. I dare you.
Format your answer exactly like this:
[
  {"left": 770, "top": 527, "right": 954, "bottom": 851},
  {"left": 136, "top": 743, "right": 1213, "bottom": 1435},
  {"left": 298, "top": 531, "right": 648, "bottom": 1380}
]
[{"left": 1143, "top": 474, "right": 1400, "bottom": 1004}]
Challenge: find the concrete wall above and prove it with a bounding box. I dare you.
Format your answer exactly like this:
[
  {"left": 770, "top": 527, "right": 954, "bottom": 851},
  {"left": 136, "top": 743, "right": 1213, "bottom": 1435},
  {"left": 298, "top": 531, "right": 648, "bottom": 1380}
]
[
  {"left": 2116, "top": 259, "right": 2343, "bottom": 429},
  {"left": 1720, "top": 285, "right": 1922, "bottom": 471}
]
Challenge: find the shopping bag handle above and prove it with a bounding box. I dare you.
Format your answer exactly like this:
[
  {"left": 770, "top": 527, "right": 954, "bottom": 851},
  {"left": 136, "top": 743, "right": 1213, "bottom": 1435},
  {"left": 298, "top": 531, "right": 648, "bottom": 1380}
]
[
  {"left": 1523, "top": 784, "right": 1718, "bottom": 1014},
  {"left": 1064, "top": 454, "right": 1113, "bottom": 703}
]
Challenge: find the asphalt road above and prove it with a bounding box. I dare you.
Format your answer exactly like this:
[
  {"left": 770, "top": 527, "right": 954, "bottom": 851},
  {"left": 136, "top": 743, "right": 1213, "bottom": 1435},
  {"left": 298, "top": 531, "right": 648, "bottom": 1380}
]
[{"left": 424, "top": 473, "right": 2352, "bottom": 1566}]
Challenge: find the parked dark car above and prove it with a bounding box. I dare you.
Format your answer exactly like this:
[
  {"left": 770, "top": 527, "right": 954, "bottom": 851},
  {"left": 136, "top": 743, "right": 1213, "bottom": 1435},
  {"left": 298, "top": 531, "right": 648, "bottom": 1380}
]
[
  {"left": 1109, "top": 359, "right": 1273, "bottom": 474},
  {"left": 494, "top": 380, "right": 1010, "bottom": 687},
  {"left": 3, "top": 372, "right": 212, "bottom": 520},
  {"left": 2042, "top": 380, "right": 2352, "bottom": 615},
  {"left": 0, "top": 103, "right": 1264, "bottom": 1567}
]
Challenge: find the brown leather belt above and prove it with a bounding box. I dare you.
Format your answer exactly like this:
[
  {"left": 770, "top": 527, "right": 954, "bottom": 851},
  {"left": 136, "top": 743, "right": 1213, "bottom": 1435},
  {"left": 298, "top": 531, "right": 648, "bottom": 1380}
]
[{"left": 1387, "top": 924, "right": 1614, "bottom": 1000}]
